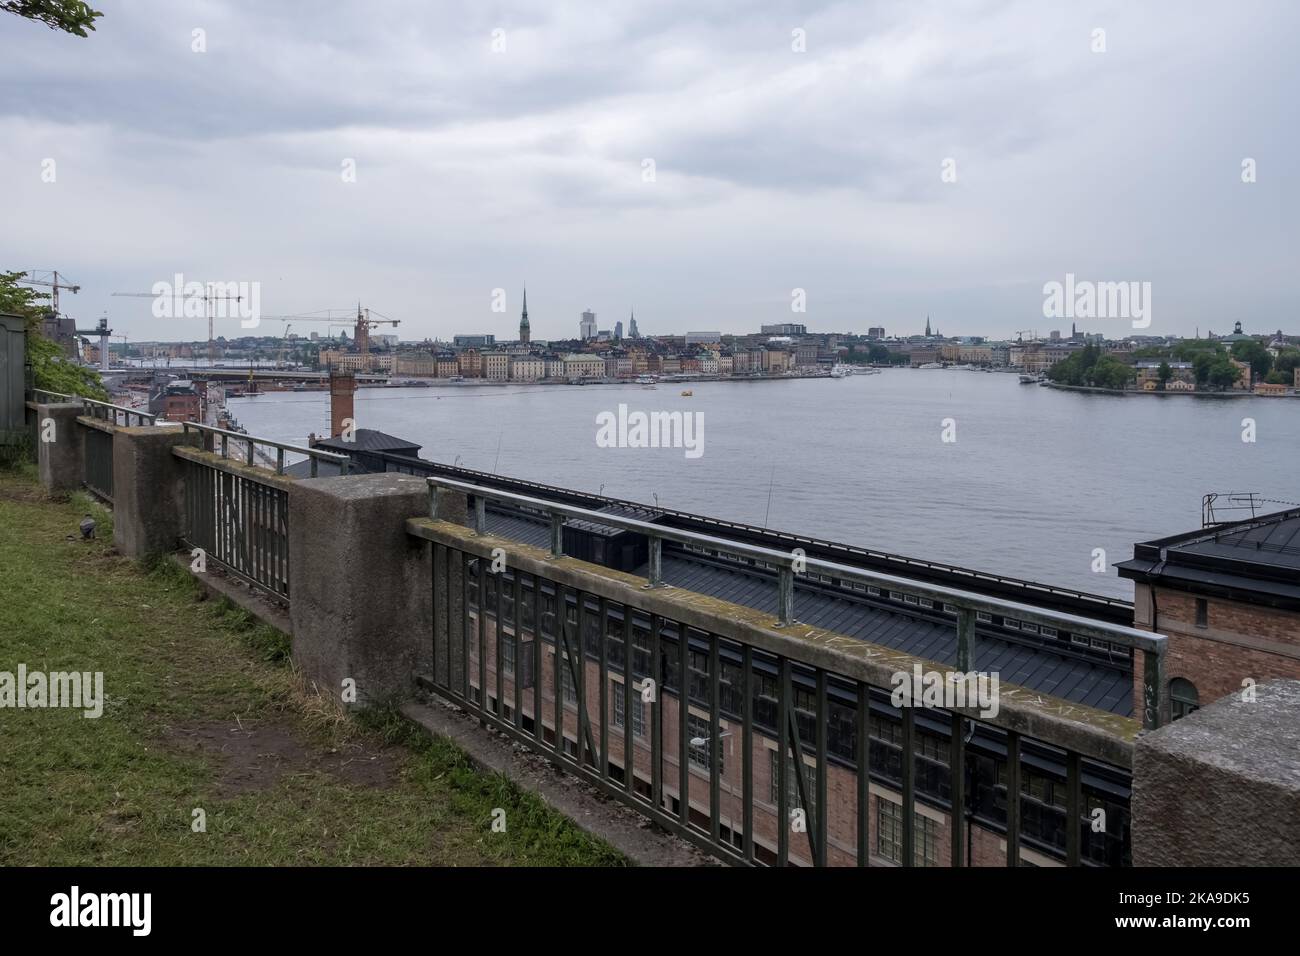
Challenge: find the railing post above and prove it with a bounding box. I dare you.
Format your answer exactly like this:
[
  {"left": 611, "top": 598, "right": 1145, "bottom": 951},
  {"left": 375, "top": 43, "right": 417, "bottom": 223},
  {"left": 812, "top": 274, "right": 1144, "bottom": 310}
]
[
  {"left": 776, "top": 566, "right": 795, "bottom": 626},
  {"left": 428, "top": 485, "right": 440, "bottom": 520},
  {"left": 550, "top": 513, "right": 564, "bottom": 556},
  {"left": 956, "top": 607, "right": 974, "bottom": 672},
  {"left": 646, "top": 535, "right": 662, "bottom": 587},
  {"left": 1142, "top": 647, "right": 1165, "bottom": 730},
  {"left": 473, "top": 495, "right": 486, "bottom": 534},
  {"left": 246, "top": 439, "right": 255, "bottom": 465},
  {"left": 276, "top": 447, "right": 285, "bottom": 475}
]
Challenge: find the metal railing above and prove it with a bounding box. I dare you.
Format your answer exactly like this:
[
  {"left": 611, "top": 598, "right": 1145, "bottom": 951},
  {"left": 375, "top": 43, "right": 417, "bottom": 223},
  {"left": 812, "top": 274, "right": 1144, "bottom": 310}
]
[
  {"left": 32, "top": 389, "right": 157, "bottom": 426},
  {"left": 411, "top": 481, "right": 1162, "bottom": 868},
  {"left": 180, "top": 421, "right": 350, "bottom": 476},
  {"left": 424, "top": 476, "right": 1168, "bottom": 731},
  {"left": 414, "top": 534, "right": 1138, "bottom": 868},
  {"left": 180, "top": 455, "right": 292, "bottom": 599},
  {"left": 83, "top": 426, "right": 113, "bottom": 502}
]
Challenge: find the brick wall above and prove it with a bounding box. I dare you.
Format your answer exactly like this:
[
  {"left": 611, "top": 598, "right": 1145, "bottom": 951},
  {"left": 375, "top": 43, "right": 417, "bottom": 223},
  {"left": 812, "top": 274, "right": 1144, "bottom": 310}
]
[{"left": 1131, "top": 583, "right": 1300, "bottom": 715}]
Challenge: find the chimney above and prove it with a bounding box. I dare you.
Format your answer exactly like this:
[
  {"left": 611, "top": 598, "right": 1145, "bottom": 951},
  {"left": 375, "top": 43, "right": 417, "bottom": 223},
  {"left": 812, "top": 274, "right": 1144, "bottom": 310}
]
[{"left": 329, "top": 371, "right": 356, "bottom": 439}]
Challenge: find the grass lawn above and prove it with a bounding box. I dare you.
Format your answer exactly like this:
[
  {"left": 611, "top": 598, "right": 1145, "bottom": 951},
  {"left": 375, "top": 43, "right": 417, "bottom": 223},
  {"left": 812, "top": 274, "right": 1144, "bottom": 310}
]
[{"left": 0, "top": 464, "right": 625, "bottom": 866}]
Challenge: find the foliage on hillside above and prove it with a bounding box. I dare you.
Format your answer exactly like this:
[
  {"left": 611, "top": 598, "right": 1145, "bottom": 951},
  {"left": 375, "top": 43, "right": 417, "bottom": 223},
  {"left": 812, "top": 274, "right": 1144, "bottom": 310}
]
[{"left": 0, "top": 270, "right": 107, "bottom": 400}]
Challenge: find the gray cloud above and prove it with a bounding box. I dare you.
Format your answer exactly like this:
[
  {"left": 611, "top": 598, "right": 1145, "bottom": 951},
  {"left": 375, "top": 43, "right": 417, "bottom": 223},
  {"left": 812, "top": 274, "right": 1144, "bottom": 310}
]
[{"left": 0, "top": 0, "right": 1296, "bottom": 342}]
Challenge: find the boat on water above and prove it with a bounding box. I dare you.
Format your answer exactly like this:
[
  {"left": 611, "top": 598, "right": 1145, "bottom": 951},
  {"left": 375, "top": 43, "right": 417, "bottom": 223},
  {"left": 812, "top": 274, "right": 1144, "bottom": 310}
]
[
  {"left": 635, "top": 374, "right": 658, "bottom": 387},
  {"left": 1019, "top": 373, "right": 1047, "bottom": 384},
  {"left": 917, "top": 362, "right": 944, "bottom": 369},
  {"left": 680, "top": 389, "right": 693, "bottom": 397},
  {"left": 829, "top": 363, "right": 855, "bottom": 378}
]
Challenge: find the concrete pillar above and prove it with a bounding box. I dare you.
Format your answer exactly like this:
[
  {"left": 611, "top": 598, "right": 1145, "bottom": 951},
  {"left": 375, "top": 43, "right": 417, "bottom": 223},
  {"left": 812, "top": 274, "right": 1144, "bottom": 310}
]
[
  {"left": 288, "top": 473, "right": 433, "bottom": 704},
  {"left": 111, "top": 424, "right": 192, "bottom": 558},
  {"left": 1131, "top": 679, "right": 1300, "bottom": 865},
  {"left": 33, "top": 402, "right": 85, "bottom": 493}
]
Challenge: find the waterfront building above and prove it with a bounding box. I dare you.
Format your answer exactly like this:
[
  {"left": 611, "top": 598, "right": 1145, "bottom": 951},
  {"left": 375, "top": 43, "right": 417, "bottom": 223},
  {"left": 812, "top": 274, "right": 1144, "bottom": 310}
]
[
  {"left": 436, "top": 358, "right": 459, "bottom": 378},
  {"left": 1119, "top": 505, "right": 1300, "bottom": 720},
  {"left": 457, "top": 349, "right": 482, "bottom": 378},
  {"left": 511, "top": 356, "right": 546, "bottom": 382},
  {"left": 563, "top": 353, "right": 606, "bottom": 379},
  {"left": 484, "top": 351, "right": 510, "bottom": 381}
]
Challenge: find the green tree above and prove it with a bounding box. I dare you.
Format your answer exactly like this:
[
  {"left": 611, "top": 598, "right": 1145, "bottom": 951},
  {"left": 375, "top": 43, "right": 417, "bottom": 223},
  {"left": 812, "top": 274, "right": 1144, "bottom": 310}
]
[
  {"left": 0, "top": 271, "right": 107, "bottom": 399},
  {"left": 1192, "top": 351, "right": 1216, "bottom": 386},
  {"left": 867, "top": 343, "right": 891, "bottom": 364},
  {"left": 1230, "top": 339, "right": 1272, "bottom": 383},
  {"left": 1156, "top": 361, "right": 1172, "bottom": 390},
  {"left": 1089, "top": 355, "right": 1135, "bottom": 391},
  {"left": 1272, "top": 348, "right": 1300, "bottom": 379},
  {"left": 1, "top": 0, "right": 102, "bottom": 35},
  {"left": 1207, "top": 357, "right": 1241, "bottom": 390}
]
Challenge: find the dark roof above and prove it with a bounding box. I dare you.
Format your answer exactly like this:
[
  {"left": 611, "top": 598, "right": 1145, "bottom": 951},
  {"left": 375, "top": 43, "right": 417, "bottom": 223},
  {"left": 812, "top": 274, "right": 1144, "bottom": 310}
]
[
  {"left": 484, "top": 508, "right": 1134, "bottom": 717},
  {"left": 1116, "top": 508, "right": 1300, "bottom": 609},
  {"left": 312, "top": 429, "right": 422, "bottom": 454}
]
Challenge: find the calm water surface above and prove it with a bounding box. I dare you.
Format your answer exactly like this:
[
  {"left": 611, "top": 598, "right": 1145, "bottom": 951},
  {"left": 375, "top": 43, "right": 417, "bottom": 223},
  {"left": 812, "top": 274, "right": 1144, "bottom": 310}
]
[{"left": 229, "top": 370, "right": 1300, "bottom": 600}]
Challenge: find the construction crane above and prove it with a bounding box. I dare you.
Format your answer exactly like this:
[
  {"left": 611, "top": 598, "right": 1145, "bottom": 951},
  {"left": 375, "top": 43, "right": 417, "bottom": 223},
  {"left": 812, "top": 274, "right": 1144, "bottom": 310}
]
[
  {"left": 267, "top": 305, "right": 400, "bottom": 372},
  {"left": 1014, "top": 329, "right": 1037, "bottom": 343},
  {"left": 112, "top": 285, "right": 243, "bottom": 364},
  {"left": 18, "top": 270, "right": 80, "bottom": 315}
]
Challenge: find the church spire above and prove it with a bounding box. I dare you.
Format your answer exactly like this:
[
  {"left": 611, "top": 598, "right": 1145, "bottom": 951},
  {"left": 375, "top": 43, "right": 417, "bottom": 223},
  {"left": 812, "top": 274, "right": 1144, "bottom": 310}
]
[
  {"left": 519, "top": 285, "right": 530, "bottom": 343},
  {"left": 925, "top": 314, "right": 931, "bottom": 337}
]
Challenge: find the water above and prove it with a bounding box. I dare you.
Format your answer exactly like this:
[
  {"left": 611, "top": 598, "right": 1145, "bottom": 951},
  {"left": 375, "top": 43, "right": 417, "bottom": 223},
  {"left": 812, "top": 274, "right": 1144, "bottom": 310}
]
[{"left": 228, "top": 370, "right": 1300, "bottom": 600}]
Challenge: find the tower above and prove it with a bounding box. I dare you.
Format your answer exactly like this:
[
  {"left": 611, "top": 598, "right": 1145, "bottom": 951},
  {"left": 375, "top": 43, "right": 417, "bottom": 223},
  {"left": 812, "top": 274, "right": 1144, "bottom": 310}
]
[
  {"left": 628, "top": 309, "right": 639, "bottom": 339},
  {"left": 519, "top": 286, "right": 530, "bottom": 344},
  {"left": 580, "top": 309, "right": 597, "bottom": 340},
  {"left": 924, "top": 315, "right": 932, "bottom": 337}
]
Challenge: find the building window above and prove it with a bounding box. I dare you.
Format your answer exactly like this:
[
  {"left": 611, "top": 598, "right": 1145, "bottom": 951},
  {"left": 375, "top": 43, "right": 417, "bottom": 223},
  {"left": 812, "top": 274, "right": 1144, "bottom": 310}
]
[
  {"left": 612, "top": 680, "right": 645, "bottom": 737},
  {"left": 1170, "top": 677, "right": 1199, "bottom": 720},
  {"left": 559, "top": 654, "right": 577, "bottom": 704},
  {"left": 501, "top": 637, "right": 515, "bottom": 676},
  {"left": 769, "top": 750, "right": 816, "bottom": 820},
  {"left": 1195, "top": 598, "right": 1208, "bottom": 628},
  {"left": 876, "top": 797, "right": 937, "bottom": 866},
  {"left": 687, "top": 714, "right": 722, "bottom": 773}
]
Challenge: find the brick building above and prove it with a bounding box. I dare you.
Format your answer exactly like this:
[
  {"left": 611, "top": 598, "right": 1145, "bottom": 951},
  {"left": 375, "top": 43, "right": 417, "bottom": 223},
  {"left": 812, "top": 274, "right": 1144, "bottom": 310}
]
[{"left": 1118, "top": 507, "right": 1300, "bottom": 721}]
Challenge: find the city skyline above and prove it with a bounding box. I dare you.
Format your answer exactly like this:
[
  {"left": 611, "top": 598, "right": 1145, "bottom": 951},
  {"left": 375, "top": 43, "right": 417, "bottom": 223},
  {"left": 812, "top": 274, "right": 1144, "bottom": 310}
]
[{"left": 3, "top": 1, "right": 1297, "bottom": 342}]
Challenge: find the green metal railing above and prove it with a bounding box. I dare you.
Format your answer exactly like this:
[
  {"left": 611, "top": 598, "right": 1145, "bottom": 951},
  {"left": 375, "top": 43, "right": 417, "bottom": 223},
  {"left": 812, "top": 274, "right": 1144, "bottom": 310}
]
[
  {"left": 83, "top": 426, "right": 114, "bottom": 502},
  {"left": 32, "top": 389, "right": 157, "bottom": 427},
  {"left": 411, "top": 479, "right": 1164, "bottom": 868},
  {"left": 180, "top": 421, "right": 350, "bottom": 476},
  {"left": 180, "top": 455, "right": 291, "bottom": 600}
]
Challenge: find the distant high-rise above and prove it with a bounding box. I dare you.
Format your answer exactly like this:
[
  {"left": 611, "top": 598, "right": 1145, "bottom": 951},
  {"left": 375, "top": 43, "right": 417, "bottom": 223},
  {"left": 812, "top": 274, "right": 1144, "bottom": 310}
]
[
  {"left": 519, "top": 287, "right": 530, "bottom": 344},
  {"left": 580, "top": 309, "right": 597, "bottom": 340},
  {"left": 614, "top": 320, "right": 623, "bottom": 340},
  {"left": 628, "top": 309, "right": 639, "bottom": 339}
]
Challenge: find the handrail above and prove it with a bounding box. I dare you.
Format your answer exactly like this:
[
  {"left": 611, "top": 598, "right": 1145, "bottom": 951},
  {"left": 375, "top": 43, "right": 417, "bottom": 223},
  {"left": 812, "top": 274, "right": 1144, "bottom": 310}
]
[
  {"left": 180, "top": 421, "right": 350, "bottom": 477},
  {"left": 424, "top": 474, "right": 1169, "bottom": 729},
  {"left": 32, "top": 389, "right": 158, "bottom": 426}
]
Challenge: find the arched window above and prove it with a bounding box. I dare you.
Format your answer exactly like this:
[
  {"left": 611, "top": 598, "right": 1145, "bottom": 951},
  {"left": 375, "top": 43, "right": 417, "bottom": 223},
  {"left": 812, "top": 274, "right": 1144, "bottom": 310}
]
[{"left": 1170, "top": 678, "right": 1199, "bottom": 721}]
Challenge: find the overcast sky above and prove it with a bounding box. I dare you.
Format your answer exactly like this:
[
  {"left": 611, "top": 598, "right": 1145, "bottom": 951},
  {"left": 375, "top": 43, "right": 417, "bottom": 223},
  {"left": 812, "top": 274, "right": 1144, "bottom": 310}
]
[{"left": 1, "top": 0, "right": 1295, "bottom": 343}]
